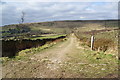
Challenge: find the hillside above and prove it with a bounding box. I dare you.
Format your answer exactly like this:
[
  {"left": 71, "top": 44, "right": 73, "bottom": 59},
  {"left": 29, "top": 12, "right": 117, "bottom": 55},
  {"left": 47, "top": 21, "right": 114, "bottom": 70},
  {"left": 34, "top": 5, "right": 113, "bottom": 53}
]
[
  {"left": 1, "top": 20, "right": 119, "bottom": 78},
  {"left": 1, "top": 20, "right": 119, "bottom": 40}
]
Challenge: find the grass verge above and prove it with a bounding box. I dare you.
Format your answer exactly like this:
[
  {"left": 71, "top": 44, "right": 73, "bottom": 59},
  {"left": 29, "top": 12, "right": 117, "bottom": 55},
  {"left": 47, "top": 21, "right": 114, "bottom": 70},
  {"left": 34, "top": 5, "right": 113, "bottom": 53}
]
[{"left": 62, "top": 48, "right": 118, "bottom": 78}]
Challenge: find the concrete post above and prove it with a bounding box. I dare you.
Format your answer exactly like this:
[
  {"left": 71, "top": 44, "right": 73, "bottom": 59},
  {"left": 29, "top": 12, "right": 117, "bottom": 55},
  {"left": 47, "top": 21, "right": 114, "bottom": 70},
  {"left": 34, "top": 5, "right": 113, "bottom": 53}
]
[{"left": 91, "top": 36, "right": 94, "bottom": 50}]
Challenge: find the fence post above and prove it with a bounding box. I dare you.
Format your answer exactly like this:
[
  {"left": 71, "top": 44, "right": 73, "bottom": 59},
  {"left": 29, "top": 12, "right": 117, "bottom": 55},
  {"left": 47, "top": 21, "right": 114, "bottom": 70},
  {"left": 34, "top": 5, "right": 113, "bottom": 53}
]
[{"left": 91, "top": 36, "right": 94, "bottom": 50}]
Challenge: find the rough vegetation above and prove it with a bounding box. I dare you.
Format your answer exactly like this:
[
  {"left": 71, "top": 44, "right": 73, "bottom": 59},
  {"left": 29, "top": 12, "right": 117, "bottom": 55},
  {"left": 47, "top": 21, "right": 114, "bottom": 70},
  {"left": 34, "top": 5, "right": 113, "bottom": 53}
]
[{"left": 74, "top": 24, "right": 118, "bottom": 55}]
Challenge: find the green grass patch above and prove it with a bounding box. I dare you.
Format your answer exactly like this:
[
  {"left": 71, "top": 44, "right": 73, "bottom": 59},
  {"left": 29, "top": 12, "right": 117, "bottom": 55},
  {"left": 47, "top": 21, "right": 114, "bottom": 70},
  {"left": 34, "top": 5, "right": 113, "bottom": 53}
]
[{"left": 29, "top": 34, "right": 67, "bottom": 40}]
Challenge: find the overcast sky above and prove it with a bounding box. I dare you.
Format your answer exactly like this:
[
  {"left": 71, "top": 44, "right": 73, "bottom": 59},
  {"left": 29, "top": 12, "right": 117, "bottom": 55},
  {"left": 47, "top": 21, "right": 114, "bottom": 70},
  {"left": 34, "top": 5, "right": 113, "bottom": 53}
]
[{"left": 0, "top": 1, "right": 118, "bottom": 26}]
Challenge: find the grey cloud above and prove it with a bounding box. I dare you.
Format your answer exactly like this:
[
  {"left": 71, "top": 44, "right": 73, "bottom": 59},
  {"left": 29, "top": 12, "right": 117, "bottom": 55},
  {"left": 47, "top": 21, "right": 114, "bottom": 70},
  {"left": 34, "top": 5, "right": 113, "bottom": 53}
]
[{"left": 1, "top": 2, "right": 118, "bottom": 26}]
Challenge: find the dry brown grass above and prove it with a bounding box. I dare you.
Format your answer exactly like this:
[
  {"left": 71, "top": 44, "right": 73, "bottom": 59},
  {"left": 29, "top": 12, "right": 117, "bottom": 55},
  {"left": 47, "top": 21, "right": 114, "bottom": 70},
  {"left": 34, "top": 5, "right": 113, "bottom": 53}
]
[
  {"left": 93, "top": 38, "right": 114, "bottom": 52},
  {"left": 78, "top": 36, "right": 115, "bottom": 52},
  {"left": 74, "top": 27, "right": 118, "bottom": 53}
]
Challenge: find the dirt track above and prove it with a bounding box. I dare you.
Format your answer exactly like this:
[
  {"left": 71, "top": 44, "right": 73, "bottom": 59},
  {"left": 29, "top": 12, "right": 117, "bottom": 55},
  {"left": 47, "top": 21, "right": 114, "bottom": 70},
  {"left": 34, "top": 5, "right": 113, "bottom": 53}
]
[
  {"left": 2, "top": 33, "right": 118, "bottom": 78},
  {"left": 3, "top": 33, "right": 82, "bottom": 78}
]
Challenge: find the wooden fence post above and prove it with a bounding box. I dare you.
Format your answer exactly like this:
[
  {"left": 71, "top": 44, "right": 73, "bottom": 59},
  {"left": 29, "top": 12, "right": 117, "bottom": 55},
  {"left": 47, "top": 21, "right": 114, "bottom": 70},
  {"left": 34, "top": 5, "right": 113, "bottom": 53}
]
[{"left": 91, "top": 36, "right": 94, "bottom": 50}]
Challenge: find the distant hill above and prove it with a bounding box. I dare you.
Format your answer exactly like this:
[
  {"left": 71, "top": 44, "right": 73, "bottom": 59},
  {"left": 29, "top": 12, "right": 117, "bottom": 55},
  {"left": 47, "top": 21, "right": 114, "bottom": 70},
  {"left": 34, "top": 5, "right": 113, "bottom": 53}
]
[{"left": 1, "top": 20, "right": 119, "bottom": 40}]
